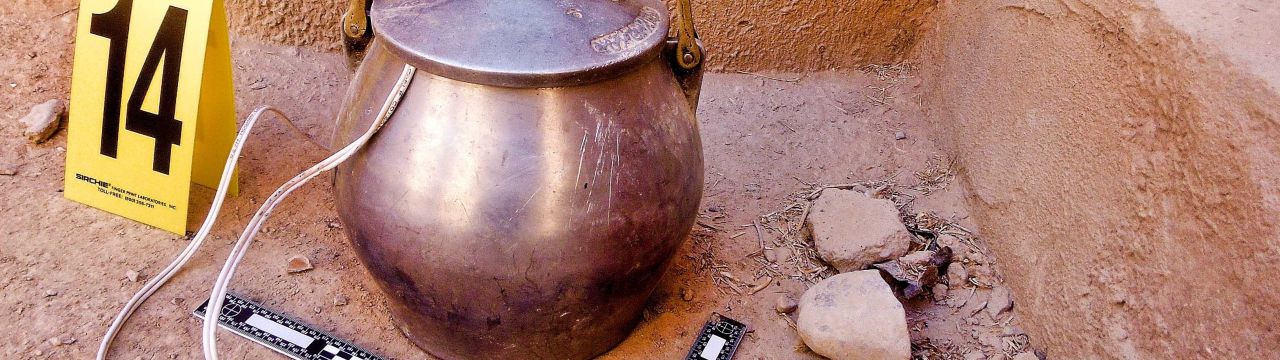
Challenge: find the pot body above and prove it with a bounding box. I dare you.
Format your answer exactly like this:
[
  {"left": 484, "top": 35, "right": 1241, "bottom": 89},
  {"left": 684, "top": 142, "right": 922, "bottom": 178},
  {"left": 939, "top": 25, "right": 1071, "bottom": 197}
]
[{"left": 333, "top": 41, "right": 703, "bottom": 359}]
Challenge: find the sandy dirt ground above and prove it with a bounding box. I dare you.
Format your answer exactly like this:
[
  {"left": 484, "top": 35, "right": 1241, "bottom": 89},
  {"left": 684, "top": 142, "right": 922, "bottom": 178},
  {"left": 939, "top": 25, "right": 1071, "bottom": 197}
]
[
  {"left": 1, "top": 2, "right": 1035, "bottom": 359},
  {"left": 917, "top": 0, "right": 1280, "bottom": 357}
]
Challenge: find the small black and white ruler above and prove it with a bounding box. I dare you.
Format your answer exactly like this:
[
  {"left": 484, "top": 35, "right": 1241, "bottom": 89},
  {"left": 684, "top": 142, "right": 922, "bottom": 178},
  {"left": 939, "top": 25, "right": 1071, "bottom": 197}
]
[
  {"left": 684, "top": 313, "right": 746, "bottom": 360},
  {"left": 193, "top": 292, "right": 385, "bottom": 360}
]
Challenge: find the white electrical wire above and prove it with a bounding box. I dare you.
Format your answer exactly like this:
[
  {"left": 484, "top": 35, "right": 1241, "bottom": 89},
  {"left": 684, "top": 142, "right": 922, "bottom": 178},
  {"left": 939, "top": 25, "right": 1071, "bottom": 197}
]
[
  {"left": 94, "top": 106, "right": 275, "bottom": 360},
  {"left": 96, "top": 64, "right": 417, "bottom": 360},
  {"left": 202, "top": 64, "right": 417, "bottom": 360}
]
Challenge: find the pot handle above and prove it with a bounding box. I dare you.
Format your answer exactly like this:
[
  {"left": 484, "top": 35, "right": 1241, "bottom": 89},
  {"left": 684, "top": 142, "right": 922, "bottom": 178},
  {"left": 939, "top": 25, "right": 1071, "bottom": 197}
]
[
  {"left": 342, "top": 0, "right": 373, "bottom": 68},
  {"left": 668, "top": 0, "right": 705, "bottom": 111},
  {"left": 341, "top": 0, "right": 706, "bottom": 111}
]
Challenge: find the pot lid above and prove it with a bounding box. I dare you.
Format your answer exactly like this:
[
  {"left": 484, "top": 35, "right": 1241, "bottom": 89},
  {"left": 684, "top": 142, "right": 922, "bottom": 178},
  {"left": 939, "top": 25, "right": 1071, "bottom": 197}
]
[{"left": 371, "top": 0, "right": 670, "bottom": 88}]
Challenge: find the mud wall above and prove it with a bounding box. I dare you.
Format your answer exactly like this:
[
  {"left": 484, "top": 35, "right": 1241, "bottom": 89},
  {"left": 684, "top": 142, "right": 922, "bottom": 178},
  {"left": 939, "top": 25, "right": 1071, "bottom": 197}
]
[
  {"left": 918, "top": 0, "right": 1280, "bottom": 357},
  {"left": 224, "top": 0, "right": 936, "bottom": 72}
]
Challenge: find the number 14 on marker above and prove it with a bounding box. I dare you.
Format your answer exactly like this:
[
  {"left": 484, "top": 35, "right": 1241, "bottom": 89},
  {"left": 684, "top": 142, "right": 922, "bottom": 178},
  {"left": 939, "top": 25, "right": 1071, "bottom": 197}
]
[{"left": 64, "top": 0, "right": 238, "bottom": 234}]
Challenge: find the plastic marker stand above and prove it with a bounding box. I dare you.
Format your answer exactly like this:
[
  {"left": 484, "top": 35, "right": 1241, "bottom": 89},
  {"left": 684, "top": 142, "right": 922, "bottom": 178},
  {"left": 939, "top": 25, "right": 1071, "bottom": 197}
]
[{"left": 65, "top": 0, "right": 238, "bottom": 234}]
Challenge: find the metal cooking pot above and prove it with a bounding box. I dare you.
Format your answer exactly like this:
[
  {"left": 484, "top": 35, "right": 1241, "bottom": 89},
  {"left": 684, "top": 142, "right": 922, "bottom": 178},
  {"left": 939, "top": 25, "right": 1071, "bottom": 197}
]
[{"left": 332, "top": 0, "right": 705, "bottom": 358}]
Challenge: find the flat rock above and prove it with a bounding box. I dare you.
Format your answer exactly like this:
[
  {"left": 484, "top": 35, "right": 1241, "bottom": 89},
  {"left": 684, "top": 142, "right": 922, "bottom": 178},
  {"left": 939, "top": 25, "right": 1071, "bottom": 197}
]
[
  {"left": 874, "top": 248, "right": 952, "bottom": 299},
  {"left": 948, "top": 263, "right": 969, "bottom": 287},
  {"left": 806, "top": 189, "right": 911, "bottom": 272},
  {"left": 933, "top": 283, "right": 949, "bottom": 302},
  {"left": 285, "top": 255, "right": 313, "bottom": 273},
  {"left": 797, "top": 270, "right": 910, "bottom": 360},
  {"left": 987, "top": 287, "right": 1013, "bottom": 317},
  {"left": 0, "top": 163, "right": 17, "bottom": 176},
  {"left": 19, "top": 99, "right": 65, "bottom": 143}
]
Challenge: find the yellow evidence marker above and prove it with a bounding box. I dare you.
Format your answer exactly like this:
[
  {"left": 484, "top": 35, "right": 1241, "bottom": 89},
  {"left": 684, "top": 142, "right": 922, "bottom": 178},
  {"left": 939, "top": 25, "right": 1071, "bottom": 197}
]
[{"left": 65, "top": 0, "right": 238, "bottom": 234}]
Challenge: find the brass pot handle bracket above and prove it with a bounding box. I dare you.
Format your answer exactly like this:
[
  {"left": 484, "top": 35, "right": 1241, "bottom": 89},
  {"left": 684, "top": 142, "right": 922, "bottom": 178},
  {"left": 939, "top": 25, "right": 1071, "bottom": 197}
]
[
  {"left": 674, "top": 0, "right": 702, "bottom": 70},
  {"left": 342, "top": 0, "right": 373, "bottom": 68},
  {"left": 668, "top": 0, "right": 705, "bottom": 111}
]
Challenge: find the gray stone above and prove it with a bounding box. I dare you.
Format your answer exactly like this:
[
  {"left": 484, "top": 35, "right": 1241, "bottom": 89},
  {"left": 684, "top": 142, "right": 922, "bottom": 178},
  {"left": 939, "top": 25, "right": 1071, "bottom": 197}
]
[
  {"left": 948, "top": 263, "right": 969, "bottom": 287},
  {"left": 987, "top": 287, "right": 1013, "bottom": 317},
  {"left": 797, "top": 270, "right": 910, "bottom": 360},
  {"left": 19, "top": 99, "right": 65, "bottom": 143},
  {"left": 805, "top": 189, "right": 911, "bottom": 272},
  {"left": 933, "top": 283, "right": 949, "bottom": 302}
]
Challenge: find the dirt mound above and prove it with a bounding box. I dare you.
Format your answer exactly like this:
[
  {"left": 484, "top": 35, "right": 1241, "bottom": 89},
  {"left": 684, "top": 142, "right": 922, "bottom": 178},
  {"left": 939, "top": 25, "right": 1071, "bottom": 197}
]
[
  {"left": 918, "top": 0, "right": 1280, "bottom": 357},
  {"left": 227, "top": 0, "right": 345, "bottom": 51}
]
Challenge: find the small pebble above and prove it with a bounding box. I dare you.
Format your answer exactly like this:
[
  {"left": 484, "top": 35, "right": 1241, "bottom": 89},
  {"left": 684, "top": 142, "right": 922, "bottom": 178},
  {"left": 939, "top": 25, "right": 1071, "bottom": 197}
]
[
  {"left": 680, "top": 287, "right": 694, "bottom": 302},
  {"left": 775, "top": 294, "right": 798, "bottom": 314},
  {"left": 1012, "top": 352, "right": 1039, "bottom": 360},
  {"left": 33, "top": 350, "right": 43, "bottom": 356},
  {"left": 326, "top": 220, "right": 343, "bottom": 229},
  {"left": 170, "top": 297, "right": 184, "bottom": 305},
  {"left": 333, "top": 294, "right": 349, "bottom": 307},
  {"left": 0, "top": 163, "right": 17, "bottom": 176},
  {"left": 20, "top": 99, "right": 66, "bottom": 143},
  {"left": 948, "top": 263, "right": 969, "bottom": 287},
  {"left": 763, "top": 248, "right": 777, "bottom": 262},
  {"left": 932, "top": 284, "right": 949, "bottom": 302},
  {"left": 987, "top": 287, "right": 1013, "bottom": 317},
  {"left": 313, "top": 306, "right": 322, "bottom": 314},
  {"left": 1002, "top": 326, "right": 1026, "bottom": 337},
  {"left": 894, "top": 131, "right": 907, "bottom": 140},
  {"left": 286, "top": 255, "right": 313, "bottom": 273},
  {"left": 125, "top": 270, "right": 140, "bottom": 282},
  {"left": 44, "top": 290, "right": 58, "bottom": 297}
]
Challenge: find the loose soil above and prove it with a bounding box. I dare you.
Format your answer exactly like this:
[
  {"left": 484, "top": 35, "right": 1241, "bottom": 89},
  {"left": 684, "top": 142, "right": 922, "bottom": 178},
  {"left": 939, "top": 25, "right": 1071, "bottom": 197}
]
[
  {"left": 1, "top": 2, "right": 1034, "bottom": 359},
  {"left": 918, "top": 0, "right": 1280, "bottom": 357}
]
